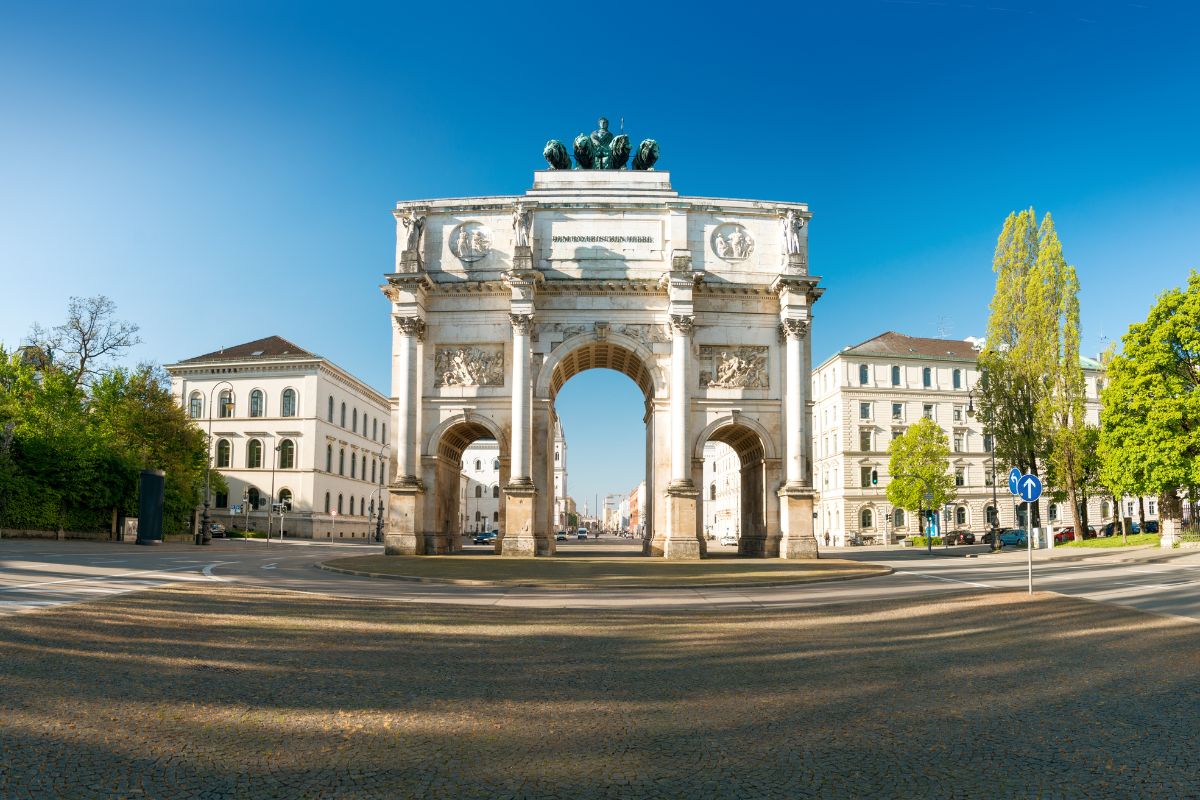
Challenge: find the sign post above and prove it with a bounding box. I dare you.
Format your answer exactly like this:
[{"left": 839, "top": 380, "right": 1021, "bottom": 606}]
[{"left": 1016, "top": 473, "right": 1043, "bottom": 594}]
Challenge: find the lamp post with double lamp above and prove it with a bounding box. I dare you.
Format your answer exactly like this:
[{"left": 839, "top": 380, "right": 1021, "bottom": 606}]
[
  {"left": 373, "top": 443, "right": 390, "bottom": 542},
  {"left": 966, "top": 386, "right": 1000, "bottom": 552},
  {"left": 198, "top": 381, "right": 235, "bottom": 546}
]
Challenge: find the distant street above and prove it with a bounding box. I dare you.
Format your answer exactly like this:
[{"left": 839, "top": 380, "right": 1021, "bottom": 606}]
[{"left": 3, "top": 538, "right": 1200, "bottom": 620}]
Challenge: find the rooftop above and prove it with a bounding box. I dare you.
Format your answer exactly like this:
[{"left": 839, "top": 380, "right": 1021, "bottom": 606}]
[
  {"left": 841, "top": 331, "right": 983, "bottom": 361},
  {"left": 178, "top": 336, "right": 317, "bottom": 364}
]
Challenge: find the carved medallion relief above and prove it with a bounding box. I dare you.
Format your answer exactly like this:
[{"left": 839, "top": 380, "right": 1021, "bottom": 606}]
[
  {"left": 711, "top": 223, "right": 755, "bottom": 262},
  {"left": 699, "top": 346, "right": 768, "bottom": 389},
  {"left": 434, "top": 345, "right": 504, "bottom": 387},
  {"left": 449, "top": 222, "right": 494, "bottom": 264}
]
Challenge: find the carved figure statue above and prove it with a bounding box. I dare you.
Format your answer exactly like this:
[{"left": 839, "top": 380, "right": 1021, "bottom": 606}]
[
  {"left": 632, "top": 138, "right": 659, "bottom": 170},
  {"left": 512, "top": 202, "right": 531, "bottom": 248},
  {"left": 543, "top": 140, "right": 571, "bottom": 170},
  {"left": 782, "top": 209, "right": 806, "bottom": 255},
  {"left": 401, "top": 212, "right": 425, "bottom": 253},
  {"left": 544, "top": 118, "right": 661, "bottom": 170},
  {"left": 713, "top": 225, "right": 754, "bottom": 260}
]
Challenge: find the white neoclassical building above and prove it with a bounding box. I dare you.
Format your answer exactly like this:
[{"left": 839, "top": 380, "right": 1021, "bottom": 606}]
[
  {"left": 458, "top": 440, "right": 502, "bottom": 535},
  {"left": 382, "top": 146, "right": 821, "bottom": 559},
  {"left": 702, "top": 442, "right": 741, "bottom": 542},
  {"left": 167, "top": 336, "right": 391, "bottom": 540},
  {"left": 810, "top": 331, "right": 1118, "bottom": 546}
]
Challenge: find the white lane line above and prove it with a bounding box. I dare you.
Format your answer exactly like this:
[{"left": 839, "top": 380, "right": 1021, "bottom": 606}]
[
  {"left": 0, "top": 562, "right": 230, "bottom": 592},
  {"left": 262, "top": 564, "right": 277, "bottom": 570},
  {"left": 202, "top": 564, "right": 227, "bottom": 581},
  {"left": 895, "top": 569, "right": 994, "bottom": 589}
]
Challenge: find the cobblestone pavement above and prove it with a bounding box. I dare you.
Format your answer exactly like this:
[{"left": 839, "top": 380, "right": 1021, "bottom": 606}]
[{"left": 1, "top": 585, "right": 1197, "bottom": 799}]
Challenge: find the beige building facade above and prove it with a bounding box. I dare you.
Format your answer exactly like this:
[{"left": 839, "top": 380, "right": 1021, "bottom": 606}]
[{"left": 382, "top": 163, "right": 822, "bottom": 559}]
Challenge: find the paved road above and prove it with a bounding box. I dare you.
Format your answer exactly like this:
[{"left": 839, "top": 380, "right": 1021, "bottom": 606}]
[{"left": 3, "top": 537, "right": 1200, "bottom": 619}]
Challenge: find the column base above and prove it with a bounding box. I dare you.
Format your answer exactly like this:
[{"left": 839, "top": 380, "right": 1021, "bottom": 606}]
[
  {"left": 501, "top": 483, "right": 538, "bottom": 557},
  {"left": 778, "top": 485, "right": 818, "bottom": 559},
  {"left": 384, "top": 483, "right": 425, "bottom": 555},
  {"left": 664, "top": 483, "right": 703, "bottom": 560}
]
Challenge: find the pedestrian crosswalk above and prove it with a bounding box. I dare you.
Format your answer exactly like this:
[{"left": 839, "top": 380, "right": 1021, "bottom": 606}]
[{"left": 0, "top": 562, "right": 231, "bottom": 616}]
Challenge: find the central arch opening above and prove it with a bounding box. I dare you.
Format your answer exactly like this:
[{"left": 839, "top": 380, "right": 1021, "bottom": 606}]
[{"left": 699, "top": 420, "right": 776, "bottom": 557}]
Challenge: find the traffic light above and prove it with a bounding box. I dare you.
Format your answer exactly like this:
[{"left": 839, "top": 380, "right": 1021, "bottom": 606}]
[{"left": 870, "top": 469, "right": 878, "bottom": 486}]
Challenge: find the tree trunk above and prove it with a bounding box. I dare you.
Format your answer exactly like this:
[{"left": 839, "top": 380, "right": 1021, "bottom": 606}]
[{"left": 1138, "top": 496, "right": 1146, "bottom": 528}]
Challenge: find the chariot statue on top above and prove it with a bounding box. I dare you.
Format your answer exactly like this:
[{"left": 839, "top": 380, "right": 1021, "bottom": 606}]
[{"left": 543, "top": 117, "right": 659, "bottom": 171}]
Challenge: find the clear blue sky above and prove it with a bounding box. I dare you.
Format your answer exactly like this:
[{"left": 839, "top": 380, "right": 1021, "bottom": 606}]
[{"left": 2, "top": 1, "right": 1198, "bottom": 509}]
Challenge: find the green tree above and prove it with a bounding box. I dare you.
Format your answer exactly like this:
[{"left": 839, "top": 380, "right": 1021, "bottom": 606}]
[
  {"left": 1099, "top": 271, "right": 1200, "bottom": 534},
  {"left": 886, "top": 418, "right": 956, "bottom": 524},
  {"left": 977, "top": 209, "right": 1084, "bottom": 528},
  {"left": 24, "top": 296, "right": 141, "bottom": 389}
]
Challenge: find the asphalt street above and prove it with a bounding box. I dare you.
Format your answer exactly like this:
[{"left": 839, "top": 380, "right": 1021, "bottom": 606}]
[{"left": 3, "top": 537, "right": 1200, "bottom": 619}]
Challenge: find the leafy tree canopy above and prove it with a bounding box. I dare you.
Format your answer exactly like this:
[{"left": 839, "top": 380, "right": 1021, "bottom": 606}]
[{"left": 886, "top": 418, "right": 957, "bottom": 513}]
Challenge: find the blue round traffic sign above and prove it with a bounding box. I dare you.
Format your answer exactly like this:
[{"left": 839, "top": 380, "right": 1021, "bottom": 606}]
[
  {"left": 1017, "top": 473, "right": 1043, "bottom": 503},
  {"left": 1008, "top": 467, "right": 1022, "bottom": 496}
]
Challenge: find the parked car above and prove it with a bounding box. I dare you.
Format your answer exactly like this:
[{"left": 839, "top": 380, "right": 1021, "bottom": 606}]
[
  {"left": 472, "top": 531, "right": 497, "bottom": 545},
  {"left": 207, "top": 523, "right": 226, "bottom": 538},
  {"left": 1054, "top": 527, "right": 1076, "bottom": 544},
  {"left": 980, "top": 529, "right": 999, "bottom": 545},
  {"left": 943, "top": 530, "right": 975, "bottom": 546},
  {"left": 555, "top": 531, "right": 568, "bottom": 541},
  {"left": 999, "top": 528, "right": 1027, "bottom": 547},
  {"left": 576, "top": 529, "right": 588, "bottom": 540},
  {"left": 1144, "top": 521, "right": 1159, "bottom": 533},
  {"left": 719, "top": 534, "right": 738, "bottom": 546}
]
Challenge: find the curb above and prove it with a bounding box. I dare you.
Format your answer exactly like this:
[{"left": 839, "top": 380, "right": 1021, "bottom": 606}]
[{"left": 314, "top": 561, "right": 894, "bottom": 591}]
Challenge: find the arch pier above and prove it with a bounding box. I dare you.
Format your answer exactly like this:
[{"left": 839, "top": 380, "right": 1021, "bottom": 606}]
[{"left": 381, "top": 167, "right": 822, "bottom": 558}]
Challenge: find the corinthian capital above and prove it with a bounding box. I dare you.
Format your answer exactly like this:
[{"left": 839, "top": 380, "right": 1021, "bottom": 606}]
[
  {"left": 509, "top": 313, "right": 535, "bottom": 335},
  {"left": 779, "top": 318, "right": 810, "bottom": 341},
  {"left": 395, "top": 316, "right": 426, "bottom": 340},
  {"left": 668, "top": 314, "right": 695, "bottom": 336}
]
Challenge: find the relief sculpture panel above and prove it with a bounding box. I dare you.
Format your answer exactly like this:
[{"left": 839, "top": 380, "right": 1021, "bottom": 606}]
[
  {"left": 699, "top": 346, "right": 769, "bottom": 389},
  {"left": 434, "top": 345, "right": 504, "bottom": 387}
]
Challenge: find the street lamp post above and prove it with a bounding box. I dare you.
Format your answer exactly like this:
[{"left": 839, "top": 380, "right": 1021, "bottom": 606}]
[
  {"left": 967, "top": 385, "right": 1000, "bottom": 552},
  {"left": 198, "top": 381, "right": 235, "bottom": 546}
]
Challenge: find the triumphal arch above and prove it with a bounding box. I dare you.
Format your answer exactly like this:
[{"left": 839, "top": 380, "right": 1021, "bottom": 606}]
[{"left": 382, "top": 120, "right": 822, "bottom": 559}]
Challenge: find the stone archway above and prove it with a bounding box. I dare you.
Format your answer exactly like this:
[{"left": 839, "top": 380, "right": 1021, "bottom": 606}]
[
  {"left": 694, "top": 416, "right": 780, "bottom": 557},
  {"left": 381, "top": 165, "right": 823, "bottom": 559}
]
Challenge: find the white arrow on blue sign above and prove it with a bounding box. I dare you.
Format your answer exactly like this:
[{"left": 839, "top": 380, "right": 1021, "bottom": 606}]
[
  {"left": 1008, "top": 467, "right": 1022, "bottom": 496},
  {"left": 1017, "top": 473, "right": 1043, "bottom": 503}
]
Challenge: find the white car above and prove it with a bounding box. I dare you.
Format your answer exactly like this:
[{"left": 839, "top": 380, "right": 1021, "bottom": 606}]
[{"left": 719, "top": 534, "right": 738, "bottom": 547}]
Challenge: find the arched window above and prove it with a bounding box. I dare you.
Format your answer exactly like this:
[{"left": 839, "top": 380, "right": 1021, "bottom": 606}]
[
  {"left": 218, "top": 390, "right": 234, "bottom": 418},
  {"left": 893, "top": 508, "right": 905, "bottom": 527},
  {"left": 278, "top": 439, "right": 295, "bottom": 469},
  {"left": 922, "top": 367, "right": 932, "bottom": 388},
  {"left": 326, "top": 444, "right": 332, "bottom": 472},
  {"left": 555, "top": 451, "right": 560, "bottom": 462},
  {"left": 1049, "top": 503, "right": 1059, "bottom": 522},
  {"left": 953, "top": 369, "right": 962, "bottom": 389},
  {"left": 493, "top": 459, "right": 500, "bottom": 471},
  {"left": 351, "top": 453, "right": 357, "bottom": 479},
  {"left": 474, "top": 459, "right": 481, "bottom": 471},
  {"left": 373, "top": 419, "right": 378, "bottom": 440},
  {"left": 340, "top": 402, "right": 346, "bottom": 427},
  {"left": 475, "top": 511, "right": 481, "bottom": 521},
  {"left": 493, "top": 511, "right": 499, "bottom": 522},
  {"left": 281, "top": 388, "right": 297, "bottom": 417},
  {"left": 891, "top": 365, "right": 901, "bottom": 386},
  {"left": 324, "top": 492, "right": 331, "bottom": 513},
  {"left": 492, "top": 485, "right": 499, "bottom": 498},
  {"left": 248, "top": 487, "right": 261, "bottom": 508},
  {"left": 1101, "top": 500, "right": 1111, "bottom": 519},
  {"left": 710, "top": 483, "right": 717, "bottom": 501},
  {"left": 328, "top": 396, "right": 334, "bottom": 422},
  {"left": 353, "top": 408, "right": 358, "bottom": 432},
  {"left": 188, "top": 392, "right": 203, "bottom": 418},
  {"left": 359, "top": 497, "right": 365, "bottom": 516},
  {"left": 337, "top": 494, "right": 344, "bottom": 514},
  {"left": 371, "top": 459, "right": 377, "bottom": 483},
  {"left": 249, "top": 389, "right": 264, "bottom": 418},
  {"left": 247, "top": 439, "right": 263, "bottom": 469},
  {"left": 338, "top": 448, "right": 345, "bottom": 475},
  {"left": 475, "top": 485, "right": 483, "bottom": 498},
  {"left": 859, "top": 364, "right": 870, "bottom": 385},
  {"left": 278, "top": 488, "right": 292, "bottom": 511},
  {"left": 216, "top": 439, "right": 231, "bottom": 468},
  {"left": 956, "top": 506, "right": 967, "bottom": 526},
  {"left": 986, "top": 505, "right": 997, "bottom": 526},
  {"left": 381, "top": 423, "right": 386, "bottom": 443},
  {"left": 860, "top": 508, "right": 873, "bottom": 529}
]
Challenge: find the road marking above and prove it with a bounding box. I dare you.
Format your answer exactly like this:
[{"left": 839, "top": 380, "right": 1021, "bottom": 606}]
[
  {"left": 202, "top": 564, "right": 227, "bottom": 581},
  {"left": 0, "top": 562, "right": 230, "bottom": 592},
  {"left": 262, "top": 564, "right": 277, "bottom": 570},
  {"left": 895, "top": 570, "right": 994, "bottom": 589}
]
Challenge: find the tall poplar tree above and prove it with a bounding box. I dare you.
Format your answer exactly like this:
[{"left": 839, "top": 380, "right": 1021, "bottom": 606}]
[{"left": 977, "top": 209, "right": 1084, "bottom": 528}]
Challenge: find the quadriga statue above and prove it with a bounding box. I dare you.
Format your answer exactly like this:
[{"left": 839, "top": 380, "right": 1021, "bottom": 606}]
[{"left": 543, "top": 117, "right": 660, "bottom": 171}]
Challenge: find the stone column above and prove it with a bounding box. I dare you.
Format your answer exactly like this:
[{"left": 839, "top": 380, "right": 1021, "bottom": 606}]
[
  {"left": 664, "top": 312, "right": 701, "bottom": 559},
  {"left": 778, "top": 317, "right": 818, "bottom": 559},
  {"left": 502, "top": 312, "right": 538, "bottom": 557},
  {"left": 385, "top": 314, "right": 426, "bottom": 555}
]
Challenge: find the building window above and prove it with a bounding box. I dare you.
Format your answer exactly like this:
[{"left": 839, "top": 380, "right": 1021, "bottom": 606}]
[
  {"left": 360, "top": 497, "right": 365, "bottom": 516},
  {"left": 219, "top": 390, "right": 234, "bottom": 418},
  {"left": 953, "top": 369, "right": 962, "bottom": 389},
  {"left": 493, "top": 485, "right": 500, "bottom": 498},
  {"left": 248, "top": 487, "right": 261, "bottom": 508},
  {"left": 859, "top": 364, "right": 870, "bottom": 386},
  {"left": 1127, "top": 501, "right": 1135, "bottom": 516},
  {"left": 891, "top": 402, "right": 903, "bottom": 421},
  {"left": 983, "top": 433, "right": 994, "bottom": 452},
  {"left": 956, "top": 506, "right": 967, "bottom": 526},
  {"left": 493, "top": 459, "right": 500, "bottom": 471},
  {"left": 352, "top": 408, "right": 358, "bottom": 432},
  {"left": 860, "top": 466, "right": 873, "bottom": 488},
  {"left": 891, "top": 427, "right": 905, "bottom": 443},
  {"left": 986, "top": 505, "right": 997, "bottom": 526},
  {"left": 371, "top": 460, "right": 377, "bottom": 483},
  {"left": 475, "top": 485, "right": 483, "bottom": 498},
  {"left": 893, "top": 508, "right": 905, "bottom": 527},
  {"left": 188, "top": 392, "right": 203, "bottom": 418},
  {"left": 474, "top": 459, "right": 481, "bottom": 471},
  {"left": 328, "top": 396, "right": 334, "bottom": 422},
  {"left": 215, "top": 492, "right": 228, "bottom": 509},
  {"left": 249, "top": 389, "right": 264, "bottom": 418},
  {"left": 326, "top": 444, "right": 333, "bottom": 472},
  {"left": 493, "top": 511, "right": 499, "bottom": 522},
  {"left": 216, "top": 439, "right": 231, "bottom": 468},
  {"left": 953, "top": 406, "right": 963, "bottom": 423},
  {"left": 475, "top": 511, "right": 481, "bottom": 522},
  {"left": 923, "top": 403, "right": 934, "bottom": 420},
  {"left": 985, "top": 470, "right": 994, "bottom": 486},
  {"left": 710, "top": 483, "right": 717, "bottom": 501},
  {"left": 1049, "top": 503, "right": 1058, "bottom": 522},
  {"left": 860, "top": 508, "right": 873, "bottom": 529},
  {"left": 351, "top": 453, "right": 357, "bottom": 479},
  {"left": 1149, "top": 499, "right": 1157, "bottom": 515},
  {"left": 953, "top": 434, "right": 963, "bottom": 453},
  {"left": 340, "top": 402, "right": 346, "bottom": 427},
  {"left": 1101, "top": 500, "right": 1111, "bottom": 519},
  {"left": 555, "top": 451, "right": 560, "bottom": 462},
  {"left": 381, "top": 423, "right": 386, "bottom": 443},
  {"left": 278, "top": 488, "right": 292, "bottom": 511},
  {"left": 923, "top": 367, "right": 932, "bottom": 388},
  {"left": 279, "top": 439, "right": 295, "bottom": 469},
  {"left": 282, "top": 389, "right": 297, "bottom": 417},
  {"left": 324, "top": 492, "right": 331, "bottom": 513},
  {"left": 860, "top": 402, "right": 871, "bottom": 420},
  {"left": 373, "top": 419, "right": 378, "bottom": 440},
  {"left": 859, "top": 429, "right": 872, "bottom": 451},
  {"left": 337, "top": 494, "right": 344, "bottom": 514},
  {"left": 891, "top": 365, "right": 901, "bottom": 387},
  {"left": 339, "top": 448, "right": 345, "bottom": 476},
  {"left": 955, "top": 467, "right": 965, "bottom": 487},
  {"left": 247, "top": 439, "right": 263, "bottom": 469}
]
